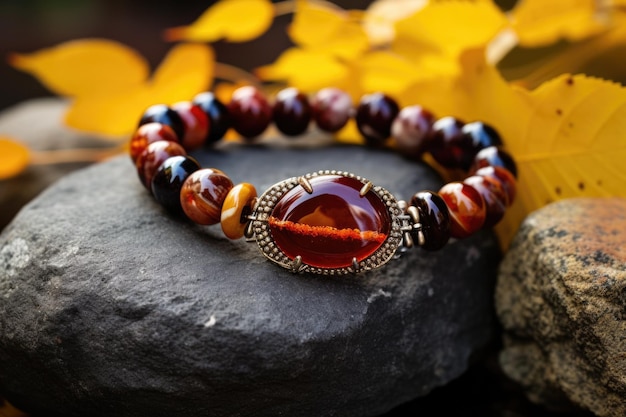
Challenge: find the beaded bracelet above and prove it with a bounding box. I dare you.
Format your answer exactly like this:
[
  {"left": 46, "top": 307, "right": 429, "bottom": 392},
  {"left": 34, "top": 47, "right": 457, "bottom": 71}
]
[{"left": 130, "top": 86, "right": 517, "bottom": 275}]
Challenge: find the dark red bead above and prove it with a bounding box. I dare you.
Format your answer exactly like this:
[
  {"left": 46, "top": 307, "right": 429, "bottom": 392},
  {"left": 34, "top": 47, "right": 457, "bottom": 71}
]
[
  {"left": 463, "top": 174, "right": 507, "bottom": 228},
  {"left": 391, "top": 105, "right": 436, "bottom": 158},
  {"left": 135, "top": 140, "right": 186, "bottom": 192},
  {"left": 269, "top": 175, "right": 391, "bottom": 269},
  {"left": 428, "top": 116, "right": 466, "bottom": 169},
  {"left": 273, "top": 87, "right": 312, "bottom": 136},
  {"left": 171, "top": 101, "right": 210, "bottom": 151},
  {"left": 180, "top": 168, "right": 233, "bottom": 225},
  {"left": 458, "top": 122, "right": 503, "bottom": 171},
  {"left": 471, "top": 146, "right": 518, "bottom": 178},
  {"left": 409, "top": 191, "right": 450, "bottom": 251},
  {"left": 474, "top": 166, "right": 517, "bottom": 206},
  {"left": 311, "top": 87, "right": 352, "bottom": 132},
  {"left": 192, "top": 92, "right": 231, "bottom": 144},
  {"left": 228, "top": 86, "right": 273, "bottom": 139},
  {"left": 129, "top": 123, "right": 179, "bottom": 163},
  {"left": 355, "top": 92, "right": 400, "bottom": 147},
  {"left": 138, "top": 104, "right": 185, "bottom": 142},
  {"left": 151, "top": 155, "right": 201, "bottom": 214},
  {"left": 438, "top": 182, "right": 486, "bottom": 238}
]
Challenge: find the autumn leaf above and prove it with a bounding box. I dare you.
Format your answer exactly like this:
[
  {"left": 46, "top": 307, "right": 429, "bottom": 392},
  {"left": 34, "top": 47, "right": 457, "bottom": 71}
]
[
  {"left": 0, "top": 137, "right": 30, "bottom": 179},
  {"left": 362, "top": 0, "right": 427, "bottom": 46},
  {"left": 165, "top": 0, "right": 274, "bottom": 42}
]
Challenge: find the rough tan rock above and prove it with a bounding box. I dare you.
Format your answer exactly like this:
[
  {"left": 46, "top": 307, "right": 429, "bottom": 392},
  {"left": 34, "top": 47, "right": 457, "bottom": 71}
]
[{"left": 496, "top": 198, "right": 626, "bottom": 416}]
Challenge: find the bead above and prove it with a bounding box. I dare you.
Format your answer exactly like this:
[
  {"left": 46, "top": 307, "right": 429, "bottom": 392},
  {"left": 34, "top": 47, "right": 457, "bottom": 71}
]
[
  {"left": 220, "top": 183, "right": 257, "bottom": 239},
  {"left": 458, "top": 122, "right": 503, "bottom": 171},
  {"left": 180, "top": 168, "right": 234, "bottom": 225},
  {"left": 135, "top": 140, "right": 186, "bottom": 191},
  {"left": 311, "top": 87, "right": 352, "bottom": 132},
  {"left": 474, "top": 166, "right": 517, "bottom": 206},
  {"left": 228, "top": 86, "right": 273, "bottom": 139},
  {"left": 409, "top": 191, "right": 450, "bottom": 251},
  {"left": 391, "top": 105, "right": 436, "bottom": 158},
  {"left": 269, "top": 175, "right": 391, "bottom": 269},
  {"left": 428, "top": 116, "right": 466, "bottom": 169},
  {"left": 151, "top": 155, "right": 201, "bottom": 214},
  {"left": 355, "top": 92, "right": 400, "bottom": 146},
  {"left": 171, "top": 101, "right": 210, "bottom": 151},
  {"left": 463, "top": 174, "right": 508, "bottom": 228},
  {"left": 138, "top": 104, "right": 185, "bottom": 141},
  {"left": 192, "top": 92, "right": 231, "bottom": 144},
  {"left": 438, "top": 182, "right": 486, "bottom": 238},
  {"left": 129, "top": 123, "right": 178, "bottom": 163},
  {"left": 273, "top": 87, "right": 312, "bottom": 136},
  {"left": 471, "top": 146, "right": 518, "bottom": 178}
]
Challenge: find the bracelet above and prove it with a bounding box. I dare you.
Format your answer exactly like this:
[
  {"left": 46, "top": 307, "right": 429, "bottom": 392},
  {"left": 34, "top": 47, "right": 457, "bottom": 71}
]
[{"left": 129, "top": 86, "right": 517, "bottom": 275}]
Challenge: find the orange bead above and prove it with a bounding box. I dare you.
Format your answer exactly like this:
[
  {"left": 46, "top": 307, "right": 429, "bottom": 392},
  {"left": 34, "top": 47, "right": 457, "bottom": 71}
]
[
  {"left": 180, "top": 169, "right": 233, "bottom": 225},
  {"left": 439, "top": 182, "right": 486, "bottom": 238},
  {"left": 220, "top": 183, "right": 257, "bottom": 239},
  {"left": 129, "top": 123, "right": 178, "bottom": 163},
  {"left": 172, "top": 101, "right": 210, "bottom": 151}
]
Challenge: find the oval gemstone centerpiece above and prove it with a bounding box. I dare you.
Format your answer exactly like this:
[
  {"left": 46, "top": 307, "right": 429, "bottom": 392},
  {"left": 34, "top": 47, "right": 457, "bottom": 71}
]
[{"left": 264, "top": 174, "right": 392, "bottom": 270}]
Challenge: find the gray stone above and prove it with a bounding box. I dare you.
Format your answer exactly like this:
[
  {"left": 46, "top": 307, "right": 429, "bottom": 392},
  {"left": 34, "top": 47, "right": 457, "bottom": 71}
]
[
  {"left": 0, "top": 143, "right": 501, "bottom": 417},
  {"left": 496, "top": 198, "right": 626, "bottom": 416}
]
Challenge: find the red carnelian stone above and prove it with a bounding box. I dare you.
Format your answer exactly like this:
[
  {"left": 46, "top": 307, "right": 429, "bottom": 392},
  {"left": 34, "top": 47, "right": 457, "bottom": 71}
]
[
  {"left": 463, "top": 174, "right": 507, "bottom": 228},
  {"left": 180, "top": 168, "right": 233, "bottom": 225},
  {"left": 135, "top": 140, "right": 186, "bottom": 192},
  {"left": 474, "top": 166, "right": 517, "bottom": 206},
  {"left": 269, "top": 175, "right": 391, "bottom": 269},
  {"left": 438, "top": 182, "right": 486, "bottom": 238},
  {"left": 172, "top": 101, "right": 210, "bottom": 151},
  {"left": 129, "top": 123, "right": 178, "bottom": 163},
  {"left": 228, "top": 86, "right": 273, "bottom": 139}
]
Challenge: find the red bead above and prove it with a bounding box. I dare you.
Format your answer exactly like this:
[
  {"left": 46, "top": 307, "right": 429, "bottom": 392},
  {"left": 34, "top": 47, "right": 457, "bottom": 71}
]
[
  {"left": 180, "top": 168, "right": 234, "bottom": 225},
  {"left": 273, "top": 87, "right": 312, "bottom": 136},
  {"left": 409, "top": 191, "right": 450, "bottom": 251},
  {"left": 192, "top": 92, "right": 231, "bottom": 144},
  {"left": 355, "top": 92, "right": 400, "bottom": 146},
  {"left": 438, "top": 182, "right": 486, "bottom": 238},
  {"left": 172, "top": 101, "right": 210, "bottom": 151},
  {"left": 269, "top": 175, "right": 391, "bottom": 269},
  {"left": 228, "top": 86, "right": 273, "bottom": 139},
  {"left": 129, "top": 123, "right": 178, "bottom": 163},
  {"left": 311, "top": 87, "right": 352, "bottom": 132},
  {"left": 428, "top": 116, "right": 466, "bottom": 169},
  {"left": 463, "top": 174, "right": 507, "bottom": 228},
  {"left": 139, "top": 104, "right": 185, "bottom": 142},
  {"left": 391, "top": 105, "right": 435, "bottom": 158},
  {"left": 135, "top": 140, "right": 186, "bottom": 191},
  {"left": 474, "top": 166, "right": 517, "bottom": 206},
  {"left": 471, "top": 146, "right": 518, "bottom": 178}
]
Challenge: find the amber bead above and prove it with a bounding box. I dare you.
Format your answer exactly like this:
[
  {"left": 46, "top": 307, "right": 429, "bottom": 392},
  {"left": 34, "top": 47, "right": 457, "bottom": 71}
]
[
  {"left": 463, "top": 174, "right": 507, "bottom": 228},
  {"left": 471, "top": 146, "right": 518, "bottom": 178},
  {"left": 151, "top": 156, "right": 201, "bottom": 214},
  {"left": 438, "top": 182, "right": 486, "bottom": 238},
  {"left": 221, "top": 183, "right": 257, "bottom": 239},
  {"left": 311, "top": 87, "right": 352, "bottom": 132},
  {"left": 171, "top": 101, "right": 210, "bottom": 151},
  {"left": 135, "top": 140, "right": 186, "bottom": 191},
  {"left": 129, "top": 123, "right": 178, "bottom": 163},
  {"left": 409, "top": 191, "right": 450, "bottom": 251},
  {"left": 355, "top": 92, "right": 400, "bottom": 147},
  {"left": 273, "top": 87, "right": 312, "bottom": 136},
  {"left": 192, "top": 92, "right": 231, "bottom": 144},
  {"left": 180, "top": 168, "right": 234, "bottom": 225},
  {"left": 474, "top": 166, "right": 517, "bottom": 206},
  {"left": 138, "top": 104, "right": 185, "bottom": 142},
  {"left": 391, "top": 105, "right": 436, "bottom": 158},
  {"left": 227, "top": 86, "right": 273, "bottom": 139},
  {"left": 269, "top": 175, "right": 391, "bottom": 269}
]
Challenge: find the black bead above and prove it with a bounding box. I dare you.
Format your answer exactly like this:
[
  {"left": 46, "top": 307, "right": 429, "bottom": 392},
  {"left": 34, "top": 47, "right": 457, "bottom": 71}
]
[
  {"left": 273, "top": 88, "right": 312, "bottom": 136},
  {"left": 459, "top": 122, "right": 503, "bottom": 171},
  {"left": 471, "top": 146, "right": 518, "bottom": 178},
  {"left": 409, "top": 191, "right": 451, "bottom": 251},
  {"left": 355, "top": 93, "right": 400, "bottom": 147},
  {"left": 151, "top": 155, "right": 201, "bottom": 214},
  {"left": 139, "top": 104, "right": 185, "bottom": 142},
  {"left": 192, "top": 92, "right": 231, "bottom": 144}
]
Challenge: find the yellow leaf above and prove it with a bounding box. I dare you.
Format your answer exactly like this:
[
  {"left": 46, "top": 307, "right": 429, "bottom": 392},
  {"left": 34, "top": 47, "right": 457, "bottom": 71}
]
[
  {"left": 509, "top": 0, "right": 611, "bottom": 47},
  {"left": 65, "top": 44, "right": 214, "bottom": 136},
  {"left": 363, "top": 0, "right": 427, "bottom": 46},
  {"left": 0, "top": 137, "right": 30, "bottom": 179},
  {"left": 8, "top": 39, "right": 149, "bottom": 97},
  {"left": 256, "top": 47, "right": 349, "bottom": 92},
  {"left": 165, "top": 0, "right": 274, "bottom": 42},
  {"left": 288, "top": 0, "right": 370, "bottom": 60},
  {"left": 394, "top": 1, "right": 508, "bottom": 60}
]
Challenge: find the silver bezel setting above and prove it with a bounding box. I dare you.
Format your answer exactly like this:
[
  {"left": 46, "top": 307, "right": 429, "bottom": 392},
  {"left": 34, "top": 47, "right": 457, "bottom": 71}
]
[{"left": 251, "top": 170, "right": 403, "bottom": 275}]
